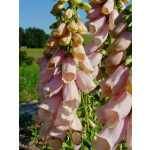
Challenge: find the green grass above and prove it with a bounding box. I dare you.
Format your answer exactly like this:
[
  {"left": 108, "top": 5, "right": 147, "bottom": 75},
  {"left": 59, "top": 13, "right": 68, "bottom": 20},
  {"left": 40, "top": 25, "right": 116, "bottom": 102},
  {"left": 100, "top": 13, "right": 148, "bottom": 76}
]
[
  {"left": 19, "top": 63, "right": 39, "bottom": 102},
  {"left": 19, "top": 34, "right": 93, "bottom": 102}
]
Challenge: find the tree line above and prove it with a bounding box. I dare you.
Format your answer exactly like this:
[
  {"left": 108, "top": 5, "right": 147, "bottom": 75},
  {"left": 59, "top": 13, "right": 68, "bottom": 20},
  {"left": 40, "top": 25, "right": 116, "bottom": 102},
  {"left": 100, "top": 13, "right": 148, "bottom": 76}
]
[{"left": 19, "top": 27, "right": 50, "bottom": 48}]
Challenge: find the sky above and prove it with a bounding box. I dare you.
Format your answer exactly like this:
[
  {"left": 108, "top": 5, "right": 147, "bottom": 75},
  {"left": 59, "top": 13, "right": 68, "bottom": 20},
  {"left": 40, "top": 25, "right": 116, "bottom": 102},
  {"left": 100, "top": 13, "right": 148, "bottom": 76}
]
[{"left": 19, "top": 0, "right": 132, "bottom": 34}]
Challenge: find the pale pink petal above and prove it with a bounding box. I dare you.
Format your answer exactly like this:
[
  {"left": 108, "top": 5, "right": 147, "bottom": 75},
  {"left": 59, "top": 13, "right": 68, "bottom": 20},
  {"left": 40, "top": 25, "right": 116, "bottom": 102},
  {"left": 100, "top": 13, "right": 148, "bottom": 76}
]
[
  {"left": 92, "top": 66, "right": 99, "bottom": 79},
  {"left": 89, "top": 15, "right": 106, "bottom": 35},
  {"left": 102, "top": 0, "right": 114, "bottom": 14},
  {"left": 76, "top": 70, "right": 96, "bottom": 93},
  {"left": 62, "top": 55, "right": 76, "bottom": 83}
]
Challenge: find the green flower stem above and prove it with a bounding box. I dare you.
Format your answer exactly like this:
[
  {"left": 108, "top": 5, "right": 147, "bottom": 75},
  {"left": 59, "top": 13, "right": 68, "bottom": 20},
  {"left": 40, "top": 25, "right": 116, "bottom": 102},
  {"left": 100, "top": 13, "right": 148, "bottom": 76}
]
[{"left": 69, "top": 137, "right": 73, "bottom": 148}]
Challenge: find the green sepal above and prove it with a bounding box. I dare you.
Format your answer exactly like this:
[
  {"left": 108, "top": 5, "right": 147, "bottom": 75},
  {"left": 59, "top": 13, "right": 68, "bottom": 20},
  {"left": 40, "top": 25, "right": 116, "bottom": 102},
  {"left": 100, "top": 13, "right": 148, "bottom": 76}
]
[{"left": 123, "top": 14, "right": 132, "bottom": 25}]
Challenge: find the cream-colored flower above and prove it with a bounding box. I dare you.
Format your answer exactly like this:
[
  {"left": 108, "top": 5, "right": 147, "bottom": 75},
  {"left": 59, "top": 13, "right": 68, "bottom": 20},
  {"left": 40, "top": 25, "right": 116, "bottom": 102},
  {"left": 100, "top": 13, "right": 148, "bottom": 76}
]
[{"left": 67, "top": 21, "right": 78, "bottom": 34}]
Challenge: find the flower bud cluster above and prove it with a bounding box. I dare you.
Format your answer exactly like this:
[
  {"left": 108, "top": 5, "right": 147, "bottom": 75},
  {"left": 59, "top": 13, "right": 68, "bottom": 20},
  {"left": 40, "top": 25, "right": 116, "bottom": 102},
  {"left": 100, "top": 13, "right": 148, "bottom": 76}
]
[{"left": 85, "top": 1, "right": 132, "bottom": 149}]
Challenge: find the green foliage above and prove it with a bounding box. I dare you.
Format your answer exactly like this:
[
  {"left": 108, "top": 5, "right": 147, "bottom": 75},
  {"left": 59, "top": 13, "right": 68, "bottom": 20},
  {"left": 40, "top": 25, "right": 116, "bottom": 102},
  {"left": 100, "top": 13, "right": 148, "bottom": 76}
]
[
  {"left": 19, "top": 27, "right": 50, "bottom": 48},
  {"left": 19, "top": 49, "right": 34, "bottom": 66},
  {"left": 19, "top": 64, "right": 39, "bottom": 102}
]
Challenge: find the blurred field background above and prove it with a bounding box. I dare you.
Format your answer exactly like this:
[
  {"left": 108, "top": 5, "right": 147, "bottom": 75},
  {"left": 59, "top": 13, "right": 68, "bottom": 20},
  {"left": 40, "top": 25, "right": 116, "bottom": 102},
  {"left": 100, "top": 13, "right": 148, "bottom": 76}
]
[{"left": 19, "top": 34, "right": 93, "bottom": 102}]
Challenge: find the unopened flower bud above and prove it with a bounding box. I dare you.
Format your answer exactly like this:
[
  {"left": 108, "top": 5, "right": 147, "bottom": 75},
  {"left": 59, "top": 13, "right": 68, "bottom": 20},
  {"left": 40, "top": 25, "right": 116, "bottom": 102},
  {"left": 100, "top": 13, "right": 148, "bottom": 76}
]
[
  {"left": 59, "top": 0, "right": 68, "bottom": 3},
  {"left": 59, "top": 31, "right": 72, "bottom": 46},
  {"left": 53, "top": 23, "right": 67, "bottom": 37},
  {"left": 89, "top": 120, "right": 96, "bottom": 128},
  {"left": 53, "top": 1, "right": 65, "bottom": 10},
  {"left": 80, "top": 1, "right": 92, "bottom": 11},
  {"left": 73, "top": 33, "right": 84, "bottom": 45},
  {"left": 67, "top": 21, "right": 78, "bottom": 34},
  {"left": 91, "top": 0, "right": 106, "bottom": 4},
  {"left": 76, "top": 14, "right": 81, "bottom": 18},
  {"left": 43, "top": 48, "right": 53, "bottom": 56},
  {"left": 45, "top": 36, "right": 59, "bottom": 48},
  {"left": 62, "top": 8, "right": 73, "bottom": 20},
  {"left": 72, "top": 0, "right": 81, "bottom": 5},
  {"left": 50, "top": 9, "right": 57, "bottom": 15},
  {"left": 76, "top": 20, "right": 88, "bottom": 35},
  {"left": 102, "top": 0, "right": 114, "bottom": 15},
  {"left": 122, "top": 0, "right": 130, "bottom": 4}
]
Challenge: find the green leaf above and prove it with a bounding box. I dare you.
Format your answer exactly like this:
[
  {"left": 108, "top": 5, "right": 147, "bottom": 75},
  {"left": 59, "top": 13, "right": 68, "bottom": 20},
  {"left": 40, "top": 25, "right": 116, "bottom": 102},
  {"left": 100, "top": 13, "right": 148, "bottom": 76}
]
[{"left": 82, "top": 138, "right": 91, "bottom": 150}]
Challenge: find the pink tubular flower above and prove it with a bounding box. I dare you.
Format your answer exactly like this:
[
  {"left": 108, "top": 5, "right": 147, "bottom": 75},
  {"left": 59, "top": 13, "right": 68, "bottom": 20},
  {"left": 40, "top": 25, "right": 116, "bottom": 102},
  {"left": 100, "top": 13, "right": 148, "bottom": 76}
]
[
  {"left": 62, "top": 55, "right": 76, "bottom": 83},
  {"left": 105, "top": 51, "right": 124, "bottom": 67},
  {"left": 47, "top": 126, "right": 67, "bottom": 150},
  {"left": 76, "top": 69, "right": 96, "bottom": 93},
  {"left": 63, "top": 81, "right": 79, "bottom": 109},
  {"left": 36, "top": 56, "right": 48, "bottom": 65},
  {"left": 47, "top": 47, "right": 65, "bottom": 69},
  {"left": 92, "top": 66, "right": 99, "bottom": 79},
  {"left": 85, "top": 20, "right": 91, "bottom": 31},
  {"left": 84, "top": 40, "right": 103, "bottom": 55},
  {"left": 79, "top": 55, "right": 94, "bottom": 78},
  {"left": 43, "top": 48, "right": 53, "bottom": 56},
  {"left": 39, "top": 92, "right": 62, "bottom": 115},
  {"left": 95, "top": 102, "right": 109, "bottom": 125},
  {"left": 43, "top": 72, "right": 63, "bottom": 97},
  {"left": 39, "top": 90, "right": 47, "bottom": 102},
  {"left": 89, "top": 15, "right": 106, "bottom": 35},
  {"left": 125, "top": 113, "right": 132, "bottom": 150},
  {"left": 93, "top": 23, "right": 109, "bottom": 47},
  {"left": 111, "top": 20, "right": 128, "bottom": 39},
  {"left": 103, "top": 89, "right": 132, "bottom": 128},
  {"left": 88, "top": 6, "right": 102, "bottom": 19},
  {"left": 70, "top": 114, "right": 82, "bottom": 145},
  {"left": 107, "top": 30, "right": 132, "bottom": 54},
  {"left": 105, "top": 65, "right": 120, "bottom": 75},
  {"left": 100, "top": 64, "right": 129, "bottom": 97},
  {"left": 54, "top": 102, "right": 74, "bottom": 131},
  {"left": 72, "top": 42, "right": 86, "bottom": 61},
  {"left": 88, "top": 52, "right": 102, "bottom": 68},
  {"left": 38, "top": 66, "right": 58, "bottom": 84},
  {"left": 38, "top": 58, "right": 49, "bottom": 71},
  {"left": 102, "top": 0, "right": 114, "bottom": 14},
  {"left": 92, "top": 117, "right": 128, "bottom": 150},
  {"left": 109, "top": 9, "right": 119, "bottom": 30}
]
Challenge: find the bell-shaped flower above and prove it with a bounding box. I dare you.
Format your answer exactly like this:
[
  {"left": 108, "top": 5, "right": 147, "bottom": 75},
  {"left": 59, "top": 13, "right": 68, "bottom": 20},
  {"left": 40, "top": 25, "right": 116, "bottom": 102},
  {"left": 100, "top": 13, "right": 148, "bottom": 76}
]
[
  {"left": 59, "top": 31, "right": 72, "bottom": 46},
  {"left": 92, "top": 66, "right": 99, "bottom": 79},
  {"left": 104, "top": 89, "right": 132, "bottom": 128},
  {"left": 43, "top": 72, "right": 63, "bottom": 97},
  {"left": 62, "top": 8, "right": 73, "bottom": 20},
  {"left": 124, "top": 113, "right": 132, "bottom": 150},
  {"left": 72, "top": 42, "right": 86, "bottom": 61},
  {"left": 70, "top": 114, "right": 82, "bottom": 145},
  {"left": 47, "top": 126, "right": 67, "bottom": 150},
  {"left": 43, "top": 48, "right": 53, "bottom": 56},
  {"left": 76, "top": 20, "right": 88, "bottom": 35},
  {"left": 126, "top": 71, "right": 132, "bottom": 96},
  {"left": 109, "top": 9, "right": 119, "bottom": 30},
  {"left": 100, "top": 64, "right": 129, "bottom": 97},
  {"left": 105, "top": 51, "right": 124, "bottom": 67},
  {"left": 105, "top": 65, "right": 120, "bottom": 75},
  {"left": 36, "top": 82, "right": 46, "bottom": 93},
  {"left": 107, "top": 30, "right": 132, "bottom": 54},
  {"left": 34, "top": 112, "right": 42, "bottom": 124},
  {"left": 79, "top": 55, "right": 94, "bottom": 78},
  {"left": 47, "top": 47, "right": 65, "bottom": 69},
  {"left": 53, "top": 23, "right": 67, "bottom": 37},
  {"left": 73, "top": 144, "right": 81, "bottom": 150},
  {"left": 102, "top": 0, "right": 114, "bottom": 14},
  {"left": 95, "top": 102, "right": 109, "bottom": 125},
  {"left": 89, "top": 15, "right": 106, "bottom": 35},
  {"left": 85, "top": 20, "right": 91, "bottom": 31},
  {"left": 92, "top": 117, "right": 128, "bottom": 150},
  {"left": 73, "top": 33, "right": 84, "bottom": 46},
  {"left": 88, "top": 52, "right": 102, "bottom": 68},
  {"left": 39, "top": 92, "right": 62, "bottom": 115},
  {"left": 93, "top": 23, "right": 109, "bottom": 47},
  {"left": 63, "top": 81, "right": 79, "bottom": 109},
  {"left": 88, "top": 6, "right": 102, "bottom": 19},
  {"left": 111, "top": 20, "right": 128, "bottom": 39},
  {"left": 38, "top": 65, "right": 58, "bottom": 84},
  {"left": 39, "top": 90, "right": 47, "bottom": 102},
  {"left": 54, "top": 102, "right": 74, "bottom": 131},
  {"left": 84, "top": 40, "right": 104, "bottom": 55},
  {"left": 45, "top": 36, "right": 59, "bottom": 48},
  {"left": 76, "top": 69, "right": 96, "bottom": 93},
  {"left": 53, "top": 1, "right": 65, "bottom": 10},
  {"left": 36, "top": 56, "right": 47, "bottom": 65},
  {"left": 67, "top": 21, "right": 78, "bottom": 34},
  {"left": 62, "top": 55, "right": 76, "bottom": 83}
]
